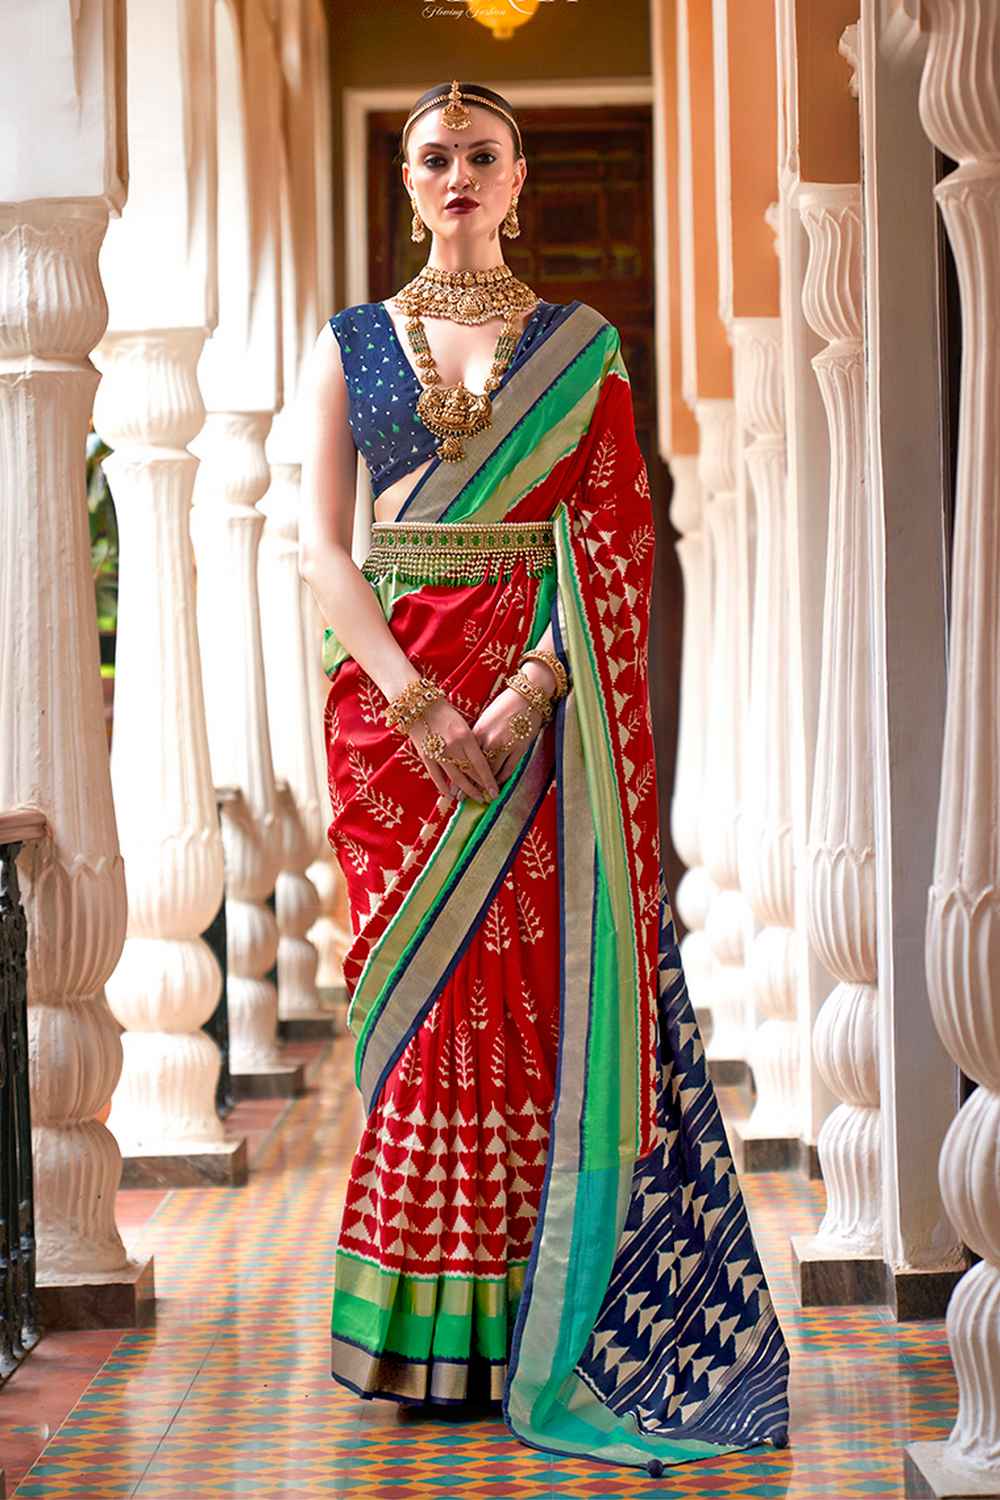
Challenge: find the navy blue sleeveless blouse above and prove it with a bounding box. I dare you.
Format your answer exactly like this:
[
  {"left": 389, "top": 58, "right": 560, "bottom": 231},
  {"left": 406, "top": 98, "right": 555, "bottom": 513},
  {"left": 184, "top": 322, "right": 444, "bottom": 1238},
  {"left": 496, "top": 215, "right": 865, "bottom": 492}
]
[{"left": 328, "top": 299, "right": 573, "bottom": 500}]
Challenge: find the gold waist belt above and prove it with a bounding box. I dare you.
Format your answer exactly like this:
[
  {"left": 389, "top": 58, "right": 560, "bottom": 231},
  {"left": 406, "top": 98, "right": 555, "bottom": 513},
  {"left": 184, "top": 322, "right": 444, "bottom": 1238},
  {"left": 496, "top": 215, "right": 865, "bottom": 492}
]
[{"left": 362, "top": 519, "right": 556, "bottom": 585}]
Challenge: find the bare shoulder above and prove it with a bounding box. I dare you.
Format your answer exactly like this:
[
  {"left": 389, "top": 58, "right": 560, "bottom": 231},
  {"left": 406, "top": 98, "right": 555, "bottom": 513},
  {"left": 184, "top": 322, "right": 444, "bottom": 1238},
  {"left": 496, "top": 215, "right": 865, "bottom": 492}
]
[{"left": 306, "top": 319, "right": 344, "bottom": 387}]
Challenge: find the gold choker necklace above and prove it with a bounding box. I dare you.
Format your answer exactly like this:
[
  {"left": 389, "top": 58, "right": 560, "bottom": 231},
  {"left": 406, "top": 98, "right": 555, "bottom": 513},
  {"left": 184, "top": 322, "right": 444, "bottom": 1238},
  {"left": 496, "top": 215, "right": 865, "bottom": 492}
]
[{"left": 393, "top": 265, "right": 539, "bottom": 463}]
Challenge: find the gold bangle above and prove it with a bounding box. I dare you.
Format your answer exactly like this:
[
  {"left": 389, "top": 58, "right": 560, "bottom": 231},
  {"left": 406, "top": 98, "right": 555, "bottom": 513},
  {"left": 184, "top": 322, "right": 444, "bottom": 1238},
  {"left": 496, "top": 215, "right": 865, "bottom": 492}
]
[
  {"left": 519, "top": 648, "right": 568, "bottom": 700},
  {"left": 384, "top": 675, "right": 444, "bottom": 734},
  {"left": 504, "top": 670, "right": 553, "bottom": 722}
]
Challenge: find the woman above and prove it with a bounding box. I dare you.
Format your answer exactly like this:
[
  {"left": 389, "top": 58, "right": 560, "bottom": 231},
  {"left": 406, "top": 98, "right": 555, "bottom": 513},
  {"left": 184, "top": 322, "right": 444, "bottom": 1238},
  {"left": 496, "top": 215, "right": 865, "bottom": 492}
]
[{"left": 300, "top": 79, "right": 789, "bottom": 1475}]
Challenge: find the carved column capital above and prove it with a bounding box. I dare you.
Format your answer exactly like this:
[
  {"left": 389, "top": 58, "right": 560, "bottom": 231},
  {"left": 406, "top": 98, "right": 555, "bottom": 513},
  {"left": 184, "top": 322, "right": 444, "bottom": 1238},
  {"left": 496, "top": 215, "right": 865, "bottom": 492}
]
[
  {"left": 695, "top": 398, "right": 738, "bottom": 498},
  {"left": 798, "top": 185, "right": 863, "bottom": 349},
  {"left": 918, "top": 0, "right": 1000, "bottom": 167},
  {"left": 732, "top": 318, "right": 785, "bottom": 445}
]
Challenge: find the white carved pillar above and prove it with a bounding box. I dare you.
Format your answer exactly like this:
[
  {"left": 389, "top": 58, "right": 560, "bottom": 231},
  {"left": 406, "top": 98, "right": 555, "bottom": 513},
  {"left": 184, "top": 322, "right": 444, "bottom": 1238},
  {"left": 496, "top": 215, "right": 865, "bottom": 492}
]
[
  {"left": 792, "top": 185, "right": 882, "bottom": 1299},
  {"left": 668, "top": 455, "right": 717, "bottom": 1038},
  {"left": 299, "top": 0, "right": 348, "bottom": 1000},
  {"left": 732, "top": 317, "right": 799, "bottom": 1165},
  {"left": 0, "top": 202, "right": 135, "bottom": 1293},
  {"left": 258, "top": 449, "right": 323, "bottom": 1021},
  {"left": 93, "top": 333, "right": 230, "bottom": 1159},
  {"left": 257, "top": 0, "right": 329, "bottom": 1025},
  {"left": 190, "top": 412, "right": 282, "bottom": 1074},
  {"left": 697, "top": 398, "right": 754, "bottom": 1075},
  {"left": 272, "top": 779, "right": 321, "bottom": 1019},
  {"left": 89, "top": 0, "right": 238, "bottom": 1171},
  {"left": 907, "top": 3, "right": 1000, "bottom": 1490},
  {"left": 190, "top": 0, "right": 290, "bottom": 1082}
]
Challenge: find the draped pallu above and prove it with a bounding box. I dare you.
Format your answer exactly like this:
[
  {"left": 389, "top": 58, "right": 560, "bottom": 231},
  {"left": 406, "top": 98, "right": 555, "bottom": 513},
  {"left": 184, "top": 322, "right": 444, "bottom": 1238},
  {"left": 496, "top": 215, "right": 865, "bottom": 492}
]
[{"left": 321, "top": 302, "right": 789, "bottom": 1470}]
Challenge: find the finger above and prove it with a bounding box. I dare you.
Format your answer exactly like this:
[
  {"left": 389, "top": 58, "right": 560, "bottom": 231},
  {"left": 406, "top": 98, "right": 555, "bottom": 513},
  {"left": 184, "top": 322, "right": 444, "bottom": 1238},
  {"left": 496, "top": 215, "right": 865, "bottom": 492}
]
[
  {"left": 463, "top": 737, "right": 500, "bottom": 800},
  {"left": 445, "top": 746, "right": 497, "bottom": 802},
  {"left": 496, "top": 743, "right": 525, "bottom": 785},
  {"left": 449, "top": 765, "right": 489, "bottom": 802}
]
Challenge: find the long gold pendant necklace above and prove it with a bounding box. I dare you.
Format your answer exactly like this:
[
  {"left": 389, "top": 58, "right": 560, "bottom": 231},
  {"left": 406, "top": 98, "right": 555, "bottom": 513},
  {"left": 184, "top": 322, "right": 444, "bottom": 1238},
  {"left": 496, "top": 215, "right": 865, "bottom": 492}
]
[{"left": 394, "top": 264, "right": 539, "bottom": 463}]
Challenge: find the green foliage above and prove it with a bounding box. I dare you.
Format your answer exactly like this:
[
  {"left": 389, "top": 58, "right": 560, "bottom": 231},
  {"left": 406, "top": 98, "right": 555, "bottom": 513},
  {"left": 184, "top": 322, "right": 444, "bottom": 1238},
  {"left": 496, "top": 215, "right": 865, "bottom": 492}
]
[{"left": 86, "top": 430, "right": 118, "bottom": 632}]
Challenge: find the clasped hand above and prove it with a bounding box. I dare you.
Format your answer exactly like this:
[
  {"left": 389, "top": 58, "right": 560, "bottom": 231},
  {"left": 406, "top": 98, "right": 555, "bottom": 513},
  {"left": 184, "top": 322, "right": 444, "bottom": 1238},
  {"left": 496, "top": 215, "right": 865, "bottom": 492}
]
[{"left": 411, "top": 687, "right": 546, "bottom": 802}]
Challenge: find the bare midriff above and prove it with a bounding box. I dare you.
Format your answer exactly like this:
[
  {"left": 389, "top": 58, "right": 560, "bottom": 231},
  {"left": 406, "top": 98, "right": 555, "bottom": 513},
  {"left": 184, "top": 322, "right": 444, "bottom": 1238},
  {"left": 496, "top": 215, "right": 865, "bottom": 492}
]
[{"left": 371, "top": 297, "right": 537, "bottom": 526}]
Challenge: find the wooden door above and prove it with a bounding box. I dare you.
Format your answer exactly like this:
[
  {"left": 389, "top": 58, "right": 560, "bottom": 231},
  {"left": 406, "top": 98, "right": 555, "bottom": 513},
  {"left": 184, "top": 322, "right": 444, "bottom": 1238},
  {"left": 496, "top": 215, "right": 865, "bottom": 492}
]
[{"left": 367, "top": 103, "right": 687, "bottom": 921}]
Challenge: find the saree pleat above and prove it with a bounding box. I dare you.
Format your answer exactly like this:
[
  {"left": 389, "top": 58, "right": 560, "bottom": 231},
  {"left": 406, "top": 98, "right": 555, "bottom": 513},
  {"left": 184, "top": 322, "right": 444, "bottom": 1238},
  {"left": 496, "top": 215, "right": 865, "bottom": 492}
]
[{"left": 323, "top": 301, "right": 790, "bottom": 1469}]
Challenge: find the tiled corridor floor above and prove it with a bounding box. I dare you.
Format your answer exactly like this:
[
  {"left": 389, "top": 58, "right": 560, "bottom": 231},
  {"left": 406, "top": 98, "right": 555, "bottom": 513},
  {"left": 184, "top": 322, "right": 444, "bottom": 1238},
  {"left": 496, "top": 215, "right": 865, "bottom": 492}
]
[{"left": 2, "top": 1035, "right": 957, "bottom": 1498}]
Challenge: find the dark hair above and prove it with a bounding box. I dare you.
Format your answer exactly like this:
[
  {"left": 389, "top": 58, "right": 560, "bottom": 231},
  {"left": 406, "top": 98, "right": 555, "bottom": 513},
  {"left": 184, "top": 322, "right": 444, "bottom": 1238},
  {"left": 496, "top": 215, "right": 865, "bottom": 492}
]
[{"left": 398, "top": 81, "right": 523, "bottom": 164}]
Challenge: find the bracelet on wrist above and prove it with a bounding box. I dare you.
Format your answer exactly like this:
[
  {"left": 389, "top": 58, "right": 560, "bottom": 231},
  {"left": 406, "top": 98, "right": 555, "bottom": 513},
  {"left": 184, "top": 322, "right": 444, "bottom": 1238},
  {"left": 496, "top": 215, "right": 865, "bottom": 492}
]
[
  {"left": 518, "top": 648, "right": 569, "bottom": 700},
  {"left": 504, "top": 669, "right": 553, "bottom": 722},
  {"left": 383, "top": 675, "right": 445, "bottom": 734}
]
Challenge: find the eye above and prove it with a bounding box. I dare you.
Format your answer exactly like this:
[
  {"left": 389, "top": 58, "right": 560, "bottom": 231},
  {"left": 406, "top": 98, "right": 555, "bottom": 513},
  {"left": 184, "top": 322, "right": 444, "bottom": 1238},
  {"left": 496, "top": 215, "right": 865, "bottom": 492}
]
[{"left": 420, "top": 152, "right": 498, "bottom": 169}]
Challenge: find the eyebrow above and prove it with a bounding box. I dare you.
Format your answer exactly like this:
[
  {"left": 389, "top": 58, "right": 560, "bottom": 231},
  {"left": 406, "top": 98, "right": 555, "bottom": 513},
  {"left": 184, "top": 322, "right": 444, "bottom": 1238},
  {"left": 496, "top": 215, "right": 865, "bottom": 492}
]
[{"left": 418, "top": 138, "right": 502, "bottom": 150}]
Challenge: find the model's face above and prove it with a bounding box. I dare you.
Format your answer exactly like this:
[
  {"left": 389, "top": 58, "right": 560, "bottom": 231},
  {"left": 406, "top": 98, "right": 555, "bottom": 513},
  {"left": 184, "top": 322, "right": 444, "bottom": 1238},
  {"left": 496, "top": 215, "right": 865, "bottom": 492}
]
[{"left": 403, "top": 102, "right": 525, "bottom": 242}]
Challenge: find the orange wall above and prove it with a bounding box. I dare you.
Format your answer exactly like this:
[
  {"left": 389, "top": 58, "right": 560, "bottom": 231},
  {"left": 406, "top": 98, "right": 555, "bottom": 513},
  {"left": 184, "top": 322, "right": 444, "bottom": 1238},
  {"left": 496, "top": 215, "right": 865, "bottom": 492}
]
[
  {"left": 726, "top": 0, "right": 779, "bottom": 317},
  {"left": 654, "top": 0, "right": 699, "bottom": 453},
  {"left": 796, "top": 0, "right": 859, "bottom": 182},
  {"left": 685, "top": 0, "right": 731, "bottom": 400}
]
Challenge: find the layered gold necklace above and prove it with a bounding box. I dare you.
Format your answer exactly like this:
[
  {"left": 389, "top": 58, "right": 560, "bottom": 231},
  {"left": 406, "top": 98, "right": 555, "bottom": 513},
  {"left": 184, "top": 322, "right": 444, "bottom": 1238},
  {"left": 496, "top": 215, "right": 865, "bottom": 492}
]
[{"left": 394, "top": 264, "right": 539, "bottom": 463}]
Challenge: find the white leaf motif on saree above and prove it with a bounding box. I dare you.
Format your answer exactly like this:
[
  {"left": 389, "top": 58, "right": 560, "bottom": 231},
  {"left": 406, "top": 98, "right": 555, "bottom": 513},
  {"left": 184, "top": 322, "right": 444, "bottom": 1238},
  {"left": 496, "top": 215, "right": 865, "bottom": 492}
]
[
  {"left": 357, "top": 676, "right": 386, "bottom": 725},
  {"left": 490, "top": 1034, "right": 505, "bottom": 1089},
  {"left": 521, "top": 827, "right": 555, "bottom": 880},
  {"left": 588, "top": 431, "right": 618, "bottom": 490},
  {"left": 339, "top": 835, "right": 369, "bottom": 874},
  {"left": 455, "top": 1021, "right": 475, "bottom": 1090},
  {"left": 483, "top": 902, "right": 512, "bottom": 954},
  {"left": 482, "top": 638, "right": 514, "bottom": 673},
  {"left": 347, "top": 745, "right": 405, "bottom": 828},
  {"left": 630, "top": 523, "right": 655, "bottom": 565},
  {"left": 468, "top": 978, "right": 489, "bottom": 1029},
  {"left": 515, "top": 888, "right": 545, "bottom": 945}
]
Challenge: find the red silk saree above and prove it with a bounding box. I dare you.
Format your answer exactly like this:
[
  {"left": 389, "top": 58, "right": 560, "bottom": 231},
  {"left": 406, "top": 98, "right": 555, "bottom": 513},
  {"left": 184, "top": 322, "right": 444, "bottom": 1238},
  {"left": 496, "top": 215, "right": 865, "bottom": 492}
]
[{"left": 322, "top": 301, "right": 789, "bottom": 1471}]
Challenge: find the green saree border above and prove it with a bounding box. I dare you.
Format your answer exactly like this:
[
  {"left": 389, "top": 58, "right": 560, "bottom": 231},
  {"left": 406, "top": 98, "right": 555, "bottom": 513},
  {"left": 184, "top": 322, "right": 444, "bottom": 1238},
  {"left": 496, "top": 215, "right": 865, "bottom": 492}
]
[
  {"left": 553, "top": 499, "right": 642, "bottom": 1155},
  {"left": 503, "top": 627, "right": 747, "bottom": 1468},
  {"left": 333, "top": 1250, "right": 527, "bottom": 1366}
]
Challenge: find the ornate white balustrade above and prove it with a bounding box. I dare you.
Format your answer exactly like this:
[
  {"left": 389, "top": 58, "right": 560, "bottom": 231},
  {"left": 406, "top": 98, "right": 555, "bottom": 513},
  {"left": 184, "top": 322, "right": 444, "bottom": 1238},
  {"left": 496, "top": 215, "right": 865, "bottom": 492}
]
[
  {"left": 792, "top": 185, "right": 882, "bottom": 1301},
  {"left": 906, "top": 1, "right": 1000, "bottom": 1491},
  {"left": 94, "top": 331, "right": 231, "bottom": 1163},
  {"left": 0, "top": 202, "right": 150, "bottom": 1316},
  {"left": 732, "top": 316, "right": 799, "bottom": 1166},
  {"left": 258, "top": 433, "right": 324, "bottom": 1021},
  {"left": 668, "top": 455, "right": 717, "bottom": 1039},
  {"left": 191, "top": 412, "right": 283, "bottom": 1076},
  {"left": 696, "top": 398, "right": 754, "bottom": 1077}
]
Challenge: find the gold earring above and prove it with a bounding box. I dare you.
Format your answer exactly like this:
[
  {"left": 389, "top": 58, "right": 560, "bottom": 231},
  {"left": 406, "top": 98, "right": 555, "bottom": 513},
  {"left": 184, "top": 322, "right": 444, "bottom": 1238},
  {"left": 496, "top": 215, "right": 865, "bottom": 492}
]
[
  {"left": 501, "top": 195, "right": 521, "bottom": 239},
  {"left": 410, "top": 196, "right": 426, "bottom": 243}
]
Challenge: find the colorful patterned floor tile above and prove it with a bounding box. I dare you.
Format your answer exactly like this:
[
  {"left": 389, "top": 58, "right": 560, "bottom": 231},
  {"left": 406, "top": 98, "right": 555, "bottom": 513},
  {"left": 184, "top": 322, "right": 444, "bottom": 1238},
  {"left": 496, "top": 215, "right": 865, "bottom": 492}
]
[{"left": 2, "top": 1037, "right": 957, "bottom": 1499}]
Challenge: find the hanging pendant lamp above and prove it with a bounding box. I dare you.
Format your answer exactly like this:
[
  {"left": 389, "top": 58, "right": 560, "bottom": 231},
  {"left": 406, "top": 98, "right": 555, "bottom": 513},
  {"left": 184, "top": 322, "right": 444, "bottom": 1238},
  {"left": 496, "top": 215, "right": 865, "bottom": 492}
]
[{"left": 465, "top": 0, "right": 540, "bottom": 41}]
